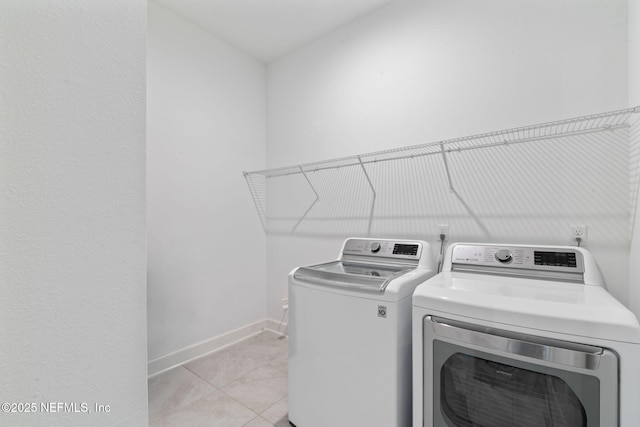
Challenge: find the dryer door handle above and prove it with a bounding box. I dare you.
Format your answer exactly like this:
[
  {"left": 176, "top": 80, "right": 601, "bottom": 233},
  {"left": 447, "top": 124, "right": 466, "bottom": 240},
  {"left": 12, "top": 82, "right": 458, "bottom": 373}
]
[{"left": 429, "top": 316, "right": 604, "bottom": 370}]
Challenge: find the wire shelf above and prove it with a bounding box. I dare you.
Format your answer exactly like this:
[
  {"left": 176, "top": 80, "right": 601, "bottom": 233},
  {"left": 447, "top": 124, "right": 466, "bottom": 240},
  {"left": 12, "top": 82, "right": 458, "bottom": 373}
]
[{"left": 244, "top": 107, "right": 640, "bottom": 237}]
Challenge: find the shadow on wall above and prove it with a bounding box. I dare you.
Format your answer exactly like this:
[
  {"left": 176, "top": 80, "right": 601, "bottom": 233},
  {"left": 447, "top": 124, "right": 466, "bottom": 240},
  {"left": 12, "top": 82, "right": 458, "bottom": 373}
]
[{"left": 245, "top": 109, "right": 640, "bottom": 247}]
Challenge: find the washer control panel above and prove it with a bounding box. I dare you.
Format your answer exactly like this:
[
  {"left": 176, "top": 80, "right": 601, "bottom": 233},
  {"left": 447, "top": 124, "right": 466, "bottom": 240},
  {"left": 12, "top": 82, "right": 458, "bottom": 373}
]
[
  {"left": 342, "top": 238, "right": 422, "bottom": 260},
  {"left": 451, "top": 244, "right": 585, "bottom": 274}
]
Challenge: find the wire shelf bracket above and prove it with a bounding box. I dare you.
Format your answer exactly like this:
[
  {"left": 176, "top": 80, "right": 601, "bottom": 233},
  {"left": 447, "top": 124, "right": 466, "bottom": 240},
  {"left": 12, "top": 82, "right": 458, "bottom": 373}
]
[
  {"left": 357, "top": 155, "right": 377, "bottom": 236},
  {"left": 291, "top": 166, "right": 320, "bottom": 233}
]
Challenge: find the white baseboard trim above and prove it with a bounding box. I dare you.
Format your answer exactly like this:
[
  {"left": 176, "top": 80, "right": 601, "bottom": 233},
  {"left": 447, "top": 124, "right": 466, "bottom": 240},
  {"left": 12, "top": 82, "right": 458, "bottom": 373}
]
[
  {"left": 264, "top": 317, "right": 288, "bottom": 335},
  {"left": 148, "top": 318, "right": 287, "bottom": 378}
]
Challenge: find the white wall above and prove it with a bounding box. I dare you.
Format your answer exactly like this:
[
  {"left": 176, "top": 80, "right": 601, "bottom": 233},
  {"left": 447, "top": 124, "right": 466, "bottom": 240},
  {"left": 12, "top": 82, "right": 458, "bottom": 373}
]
[
  {"left": 266, "top": 0, "right": 629, "bottom": 320},
  {"left": 0, "top": 1, "right": 147, "bottom": 426},
  {"left": 147, "top": 1, "right": 267, "bottom": 362},
  {"left": 629, "top": 0, "right": 640, "bottom": 319}
]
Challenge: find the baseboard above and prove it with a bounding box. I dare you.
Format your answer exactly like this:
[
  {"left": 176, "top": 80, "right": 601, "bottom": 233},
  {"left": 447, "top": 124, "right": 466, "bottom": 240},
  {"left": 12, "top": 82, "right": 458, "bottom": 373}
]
[
  {"left": 264, "top": 317, "right": 288, "bottom": 335},
  {"left": 148, "top": 318, "right": 286, "bottom": 378}
]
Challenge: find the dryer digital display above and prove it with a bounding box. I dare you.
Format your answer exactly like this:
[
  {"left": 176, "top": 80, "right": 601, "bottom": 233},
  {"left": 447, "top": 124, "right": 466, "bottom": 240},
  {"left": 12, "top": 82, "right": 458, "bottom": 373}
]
[{"left": 534, "top": 251, "right": 578, "bottom": 268}]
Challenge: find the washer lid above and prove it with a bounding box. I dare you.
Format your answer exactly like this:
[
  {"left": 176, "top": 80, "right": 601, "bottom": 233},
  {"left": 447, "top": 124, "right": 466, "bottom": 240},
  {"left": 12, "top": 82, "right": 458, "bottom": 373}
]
[
  {"left": 293, "top": 260, "right": 412, "bottom": 293},
  {"left": 413, "top": 272, "right": 640, "bottom": 344}
]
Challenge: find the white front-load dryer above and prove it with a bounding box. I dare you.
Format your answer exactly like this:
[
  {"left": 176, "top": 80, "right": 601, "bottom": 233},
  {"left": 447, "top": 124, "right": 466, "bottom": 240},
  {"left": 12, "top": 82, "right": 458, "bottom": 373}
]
[
  {"left": 288, "top": 238, "right": 436, "bottom": 427},
  {"left": 412, "top": 243, "right": 640, "bottom": 427}
]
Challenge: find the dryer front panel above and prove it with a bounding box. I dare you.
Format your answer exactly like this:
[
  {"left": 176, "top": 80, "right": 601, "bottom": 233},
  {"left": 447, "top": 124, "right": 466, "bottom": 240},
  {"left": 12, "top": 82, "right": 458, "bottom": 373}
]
[{"left": 423, "top": 316, "right": 618, "bottom": 427}]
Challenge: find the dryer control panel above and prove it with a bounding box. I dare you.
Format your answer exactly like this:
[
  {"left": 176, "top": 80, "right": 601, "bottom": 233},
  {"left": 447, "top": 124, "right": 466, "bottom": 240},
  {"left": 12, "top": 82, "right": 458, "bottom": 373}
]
[{"left": 450, "top": 244, "right": 586, "bottom": 281}]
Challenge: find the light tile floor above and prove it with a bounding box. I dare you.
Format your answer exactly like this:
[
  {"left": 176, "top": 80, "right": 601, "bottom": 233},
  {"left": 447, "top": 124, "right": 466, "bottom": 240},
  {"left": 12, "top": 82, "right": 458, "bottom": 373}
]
[{"left": 149, "top": 331, "right": 289, "bottom": 427}]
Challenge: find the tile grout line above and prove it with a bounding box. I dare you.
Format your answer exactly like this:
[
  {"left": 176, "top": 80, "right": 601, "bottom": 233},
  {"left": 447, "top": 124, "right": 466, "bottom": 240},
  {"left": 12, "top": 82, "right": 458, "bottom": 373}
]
[{"left": 150, "top": 331, "right": 288, "bottom": 427}]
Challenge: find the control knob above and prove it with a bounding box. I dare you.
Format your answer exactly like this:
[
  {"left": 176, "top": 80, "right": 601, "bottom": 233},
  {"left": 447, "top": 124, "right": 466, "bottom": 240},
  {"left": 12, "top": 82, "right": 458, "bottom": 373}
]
[
  {"left": 371, "top": 242, "right": 381, "bottom": 253},
  {"left": 495, "top": 249, "right": 513, "bottom": 263}
]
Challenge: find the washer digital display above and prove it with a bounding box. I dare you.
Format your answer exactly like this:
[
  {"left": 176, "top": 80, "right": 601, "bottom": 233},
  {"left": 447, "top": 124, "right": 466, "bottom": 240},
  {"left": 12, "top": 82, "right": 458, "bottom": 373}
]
[{"left": 393, "top": 244, "right": 418, "bottom": 256}]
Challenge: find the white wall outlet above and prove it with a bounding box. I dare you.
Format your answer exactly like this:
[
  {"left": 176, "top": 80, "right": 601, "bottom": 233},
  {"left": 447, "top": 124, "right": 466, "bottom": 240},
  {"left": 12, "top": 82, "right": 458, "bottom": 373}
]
[
  {"left": 438, "top": 224, "right": 449, "bottom": 238},
  {"left": 569, "top": 225, "right": 587, "bottom": 246}
]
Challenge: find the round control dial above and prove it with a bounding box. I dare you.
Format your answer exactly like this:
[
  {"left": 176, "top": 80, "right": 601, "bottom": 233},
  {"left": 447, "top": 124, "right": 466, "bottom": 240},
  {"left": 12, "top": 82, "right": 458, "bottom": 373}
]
[
  {"left": 370, "top": 242, "right": 381, "bottom": 253},
  {"left": 495, "top": 249, "right": 513, "bottom": 263}
]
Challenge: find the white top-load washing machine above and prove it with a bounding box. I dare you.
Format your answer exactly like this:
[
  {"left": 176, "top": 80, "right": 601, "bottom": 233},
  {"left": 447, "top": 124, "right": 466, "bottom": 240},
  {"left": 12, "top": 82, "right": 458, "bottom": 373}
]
[
  {"left": 288, "top": 238, "right": 436, "bottom": 427},
  {"left": 412, "top": 243, "right": 640, "bottom": 427}
]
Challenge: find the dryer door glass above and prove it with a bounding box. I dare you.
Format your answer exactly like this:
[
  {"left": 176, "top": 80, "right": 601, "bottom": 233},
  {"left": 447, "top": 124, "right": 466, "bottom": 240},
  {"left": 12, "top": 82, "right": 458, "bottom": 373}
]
[{"left": 440, "top": 352, "right": 587, "bottom": 427}]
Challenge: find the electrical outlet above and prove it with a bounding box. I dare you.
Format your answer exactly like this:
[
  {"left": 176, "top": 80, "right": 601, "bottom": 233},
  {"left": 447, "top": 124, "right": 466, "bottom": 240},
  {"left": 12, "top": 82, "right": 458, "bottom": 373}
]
[
  {"left": 569, "top": 225, "right": 587, "bottom": 245},
  {"left": 438, "top": 224, "right": 449, "bottom": 237}
]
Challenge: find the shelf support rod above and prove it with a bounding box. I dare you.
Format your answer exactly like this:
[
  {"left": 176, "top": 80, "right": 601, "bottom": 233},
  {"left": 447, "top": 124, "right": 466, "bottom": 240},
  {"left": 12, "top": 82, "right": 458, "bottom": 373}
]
[
  {"left": 291, "top": 166, "right": 320, "bottom": 233},
  {"left": 243, "top": 172, "right": 267, "bottom": 232},
  {"left": 439, "top": 143, "right": 490, "bottom": 236},
  {"left": 440, "top": 143, "right": 455, "bottom": 193},
  {"left": 358, "top": 155, "right": 377, "bottom": 237}
]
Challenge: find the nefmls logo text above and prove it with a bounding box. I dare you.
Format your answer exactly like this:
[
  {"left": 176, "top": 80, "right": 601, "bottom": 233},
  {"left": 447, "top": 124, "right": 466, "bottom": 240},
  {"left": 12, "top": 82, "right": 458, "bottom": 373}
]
[
  {"left": 41, "top": 402, "right": 89, "bottom": 413},
  {"left": 40, "top": 402, "right": 111, "bottom": 413}
]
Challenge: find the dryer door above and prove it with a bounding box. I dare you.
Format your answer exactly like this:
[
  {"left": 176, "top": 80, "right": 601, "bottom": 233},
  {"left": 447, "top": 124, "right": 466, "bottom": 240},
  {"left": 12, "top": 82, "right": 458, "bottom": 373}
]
[{"left": 423, "top": 316, "right": 618, "bottom": 427}]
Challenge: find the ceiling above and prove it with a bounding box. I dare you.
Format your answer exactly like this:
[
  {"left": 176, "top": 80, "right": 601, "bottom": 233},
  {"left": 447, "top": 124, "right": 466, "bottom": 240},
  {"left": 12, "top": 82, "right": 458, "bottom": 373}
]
[{"left": 153, "top": 0, "right": 395, "bottom": 63}]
